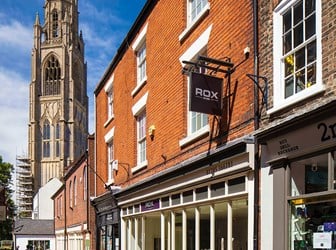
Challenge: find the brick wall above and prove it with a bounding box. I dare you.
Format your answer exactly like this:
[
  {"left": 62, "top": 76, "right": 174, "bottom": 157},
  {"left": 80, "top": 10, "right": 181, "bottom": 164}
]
[{"left": 95, "top": 0, "right": 256, "bottom": 192}]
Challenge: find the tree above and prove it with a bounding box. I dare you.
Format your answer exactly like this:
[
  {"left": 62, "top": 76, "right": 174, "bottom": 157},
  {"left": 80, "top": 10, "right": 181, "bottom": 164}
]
[{"left": 0, "top": 156, "right": 16, "bottom": 240}]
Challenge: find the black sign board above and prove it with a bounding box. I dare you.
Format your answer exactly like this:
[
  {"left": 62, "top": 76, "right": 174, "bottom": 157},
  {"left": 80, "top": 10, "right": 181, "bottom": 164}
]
[{"left": 189, "top": 72, "right": 223, "bottom": 115}]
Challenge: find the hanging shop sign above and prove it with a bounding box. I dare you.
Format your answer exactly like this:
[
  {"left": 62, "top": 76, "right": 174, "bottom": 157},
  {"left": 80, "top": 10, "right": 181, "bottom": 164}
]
[{"left": 189, "top": 72, "right": 223, "bottom": 115}]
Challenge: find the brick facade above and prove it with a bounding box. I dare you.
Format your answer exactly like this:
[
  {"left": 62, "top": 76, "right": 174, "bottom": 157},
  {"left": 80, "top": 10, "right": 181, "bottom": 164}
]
[
  {"left": 95, "top": 0, "right": 255, "bottom": 193},
  {"left": 53, "top": 135, "right": 96, "bottom": 250},
  {"left": 94, "top": 0, "right": 258, "bottom": 249}
]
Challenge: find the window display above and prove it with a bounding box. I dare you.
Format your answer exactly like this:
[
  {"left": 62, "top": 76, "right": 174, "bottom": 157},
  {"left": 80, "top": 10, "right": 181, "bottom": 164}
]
[{"left": 289, "top": 151, "right": 336, "bottom": 249}]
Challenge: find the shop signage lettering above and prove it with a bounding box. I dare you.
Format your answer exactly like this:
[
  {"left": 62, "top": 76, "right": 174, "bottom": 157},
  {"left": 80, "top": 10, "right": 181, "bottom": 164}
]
[
  {"left": 318, "top": 121, "right": 336, "bottom": 142},
  {"left": 277, "top": 138, "right": 299, "bottom": 156},
  {"left": 206, "top": 160, "right": 233, "bottom": 175},
  {"left": 97, "top": 205, "right": 113, "bottom": 213},
  {"left": 195, "top": 88, "right": 219, "bottom": 100},
  {"left": 141, "top": 199, "right": 160, "bottom": 212},
  {"left": 266, "top": 115, "right": 336, "bottom": 162},
  {"left": 189, "top": 72, "right": 223, "bottom": 116}
]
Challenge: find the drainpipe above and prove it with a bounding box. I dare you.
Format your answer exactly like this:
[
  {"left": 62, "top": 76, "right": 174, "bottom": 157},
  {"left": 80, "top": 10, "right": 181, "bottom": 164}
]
[
  {"left": 64, "top": 184, "right": 67, "bottom": 250},
  {"left": 252, "top": 0, "right": 260, "bottom": 249}
]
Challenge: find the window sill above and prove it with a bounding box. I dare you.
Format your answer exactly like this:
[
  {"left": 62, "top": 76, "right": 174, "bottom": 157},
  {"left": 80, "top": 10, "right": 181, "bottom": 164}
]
[
  {"left": 132, "top": 160, "right": 148, "bottom": 174},
  {"left": 179, "top": 124, "right": 210, "bottom": 147},
  {"left": 131, "top": 77, "right": 147, "bottom": 97},
  {"left": 267, "top": 84, "right": 325, "bottom": 115},
  {"left": 104, "top": 115, "right": 114, "bottom": 127},
  {"left": 179, "top": 3, "right": 210, "bottom": 42}
]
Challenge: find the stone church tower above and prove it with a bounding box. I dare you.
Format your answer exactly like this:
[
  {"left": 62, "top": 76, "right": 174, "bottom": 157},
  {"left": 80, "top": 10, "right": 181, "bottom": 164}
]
[{"left": 29, "top": 0, "right": 88, "bottom": 193}]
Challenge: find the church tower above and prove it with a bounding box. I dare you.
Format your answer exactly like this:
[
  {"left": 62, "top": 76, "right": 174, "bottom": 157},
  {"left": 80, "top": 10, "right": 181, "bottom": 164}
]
[{"left": 29, "top": 0, "right": 88, "bottom": 192}]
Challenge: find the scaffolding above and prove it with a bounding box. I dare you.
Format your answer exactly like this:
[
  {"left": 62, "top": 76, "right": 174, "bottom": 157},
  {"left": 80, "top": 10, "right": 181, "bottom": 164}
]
[{"left": 15, "top": 155, "right": 33, "bottom": 218}]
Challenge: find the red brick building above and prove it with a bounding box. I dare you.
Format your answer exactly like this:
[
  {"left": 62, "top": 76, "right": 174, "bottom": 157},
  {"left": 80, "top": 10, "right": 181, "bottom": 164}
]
[
  {"left": 93, "top": 0, "right": 259, "bottom": 249},
  {"left": 53, "top": 135, "right": 96, "bottom": 250}
]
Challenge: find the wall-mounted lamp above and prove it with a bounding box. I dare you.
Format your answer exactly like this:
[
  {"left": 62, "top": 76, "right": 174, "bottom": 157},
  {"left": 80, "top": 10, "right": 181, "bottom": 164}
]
[{"left": 148, "top": 125, "right": 156, "bottom": 140}]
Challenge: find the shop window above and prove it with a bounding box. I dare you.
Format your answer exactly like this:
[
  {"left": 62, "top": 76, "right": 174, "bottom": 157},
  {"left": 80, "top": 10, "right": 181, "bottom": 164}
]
[
  {"left": 128, "top": 206, "right": 134, "bottom": 215},
  {"left": 183, "top": 190, "right": 193, "bottom": 203},
  {"left": 161, "top": 196, "right": 169, "bottom": 207},
  {"left": 134, "top": 204, "right": 140, "bottom": 213},
  {"left": 196, "top": 186, "right": 208, "bottom": 200},
  {"left": 122, "top": 208, "right": 127, "bottom": 216},
  {"left": 290, "top": 153, "right": 330, "bottom": 196},
  {"left": 271, "top": 0, "right": 322, "bottom": 112},
  {"left": 186, "top": 208, "right": 196, "bottom": 250},
  {"left": 232, "top": 200, "right": 248, "bottom": 249},
  {"left": 289, "top": 151, "right": 336, "bottom": 249},
  {"left": 172, "top": 193, "right": 181, "bottom": 206},
  {"left": 211, "top": 181, "right": 225, "bottom": 197},
  {"left": 199, "top": 206, "right": 210, "bottom": 249},
  {"left": 228, "top": 176, "right": 246, "bottom": 194},
  {"left": 27, "top": 240, "right": 50, "bottom": 250}
]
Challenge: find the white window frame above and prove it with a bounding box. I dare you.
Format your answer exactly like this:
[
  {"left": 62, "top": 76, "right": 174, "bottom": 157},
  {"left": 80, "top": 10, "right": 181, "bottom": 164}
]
[
  {"left": 269, "top": 0, "right": 323, "bottom": 114},
  {"left": 104, "top": 74, "right": 114, "bottom": 126},
  {"left": 132, "top": 23, "right": 148, "bottom": 96},
  {"left": 105, "top": 127, "right": 115, "bottom": 184},
  {"left": 179, "top": 26, "right": 212, "bottom": 147},
  {"left": 132, "top": 92, "right": 148, "bottom": 172},
  {"left": 179, "top": 0, "right": 210, "bottom": 41}
]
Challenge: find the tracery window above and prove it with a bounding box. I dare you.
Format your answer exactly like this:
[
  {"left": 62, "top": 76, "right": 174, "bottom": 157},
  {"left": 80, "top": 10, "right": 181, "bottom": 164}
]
[{"left": 44, "top": 55, "right": 61, "bottom": 96}]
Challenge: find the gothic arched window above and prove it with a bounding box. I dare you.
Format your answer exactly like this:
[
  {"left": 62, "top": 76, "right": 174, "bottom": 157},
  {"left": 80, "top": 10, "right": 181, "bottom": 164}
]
[
  {"left": 44, "top": 55, "right": 61, "bottom": 96},
  {"left": 55, "top": 122, "right": 60, "bottom": 157},
  {"left": 52, "top": 10, "right": 59, "bottom": 38},
  {"left": 42, "top": 120, "right": 51, "bottom": 158}
]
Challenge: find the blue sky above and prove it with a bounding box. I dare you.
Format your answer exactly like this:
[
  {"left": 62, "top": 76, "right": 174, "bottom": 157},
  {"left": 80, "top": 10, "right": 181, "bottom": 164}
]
[{"left": 0, "top": 0, "right": 146, "bottom": 165}]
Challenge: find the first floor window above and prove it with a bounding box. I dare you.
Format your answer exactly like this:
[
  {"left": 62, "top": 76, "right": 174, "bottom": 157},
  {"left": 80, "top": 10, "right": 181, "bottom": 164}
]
[
  {"left": 137, "top": 110, "right": 146, "bottom": 165},
  {"left": 188, "top": 52, "right": 208, "bottom": 135},
  {"left": 273, "top": 0, "right": 321, "bottom": 109},
  {"left": 190, "top": 111, "right": 208, "bottom": 134},
  {"left": 108, "top": 141, "right": 114, "bottom": 182}
]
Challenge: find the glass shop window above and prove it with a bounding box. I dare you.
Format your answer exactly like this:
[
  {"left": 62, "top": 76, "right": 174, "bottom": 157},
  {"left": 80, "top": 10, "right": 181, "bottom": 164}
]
[
  {"left": 290, "top": 152, "right": 335, "bottom": 196},
  {"left": 289, "top": 151, "right": 336, "bottom": 249}
]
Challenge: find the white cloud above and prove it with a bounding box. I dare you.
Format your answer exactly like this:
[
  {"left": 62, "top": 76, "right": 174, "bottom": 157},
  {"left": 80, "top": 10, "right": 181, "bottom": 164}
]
[
  {"left": 0, "top": 67, "right": 29, "bottom": 165},
  {"left": 0, "top": 19, "right": 32, "bottom": 51}
]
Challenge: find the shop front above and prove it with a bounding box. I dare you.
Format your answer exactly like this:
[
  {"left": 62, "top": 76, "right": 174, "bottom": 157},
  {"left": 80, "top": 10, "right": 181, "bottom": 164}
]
[
  {"left": 92, "top": 192, "right": 120, "bottom": 250},
  {"left": 259, "top": 103, "right": 336, "bottom": 250},
  {"left": 116, "top": 139, "right": 255, "bottom": 250}
]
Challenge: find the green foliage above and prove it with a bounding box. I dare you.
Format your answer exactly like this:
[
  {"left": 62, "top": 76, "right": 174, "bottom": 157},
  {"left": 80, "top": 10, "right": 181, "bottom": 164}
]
[{"left": 0, "top": 156, "right": 16, "bottom": 241}]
